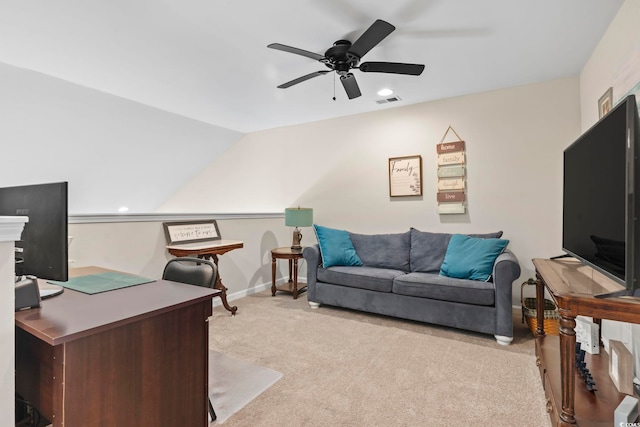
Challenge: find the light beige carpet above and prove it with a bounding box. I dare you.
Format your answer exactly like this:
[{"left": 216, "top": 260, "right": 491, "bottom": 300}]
[
  {"left": 209, "top": 350, "right": 282, "bottom": 424},
  {"left": 209, "top": 291, "right": 551, "bottom": 427}
]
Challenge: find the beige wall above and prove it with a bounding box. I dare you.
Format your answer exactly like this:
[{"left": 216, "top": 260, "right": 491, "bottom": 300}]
[
  {"left": 68, "top": 216, "right": 296, "bottom": 301},
  {"left": 1, "top": 241, "right": 15, "bottom": 427},
  {"left": 162, "top": 77, "right": 581, "bottom": 290},
  {"left": 580, "top": 0, "right": 640, "bottom": 130},
  {"left": 579, "top": 0, "right": 640, "bottom": 359}
]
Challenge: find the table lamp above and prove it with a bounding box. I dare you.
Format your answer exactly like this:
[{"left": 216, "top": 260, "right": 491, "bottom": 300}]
[{"left": 285, "top": 207, "right": 313, "bottom": 250}]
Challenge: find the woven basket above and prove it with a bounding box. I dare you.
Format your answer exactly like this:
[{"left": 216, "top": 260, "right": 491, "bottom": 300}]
[{"left": 521, "top": 279, "right": 560, "bottom": 336}]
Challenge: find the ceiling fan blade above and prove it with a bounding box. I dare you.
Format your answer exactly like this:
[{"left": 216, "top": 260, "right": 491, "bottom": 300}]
[
  {"left": 267, "top": 43, "right": 326, "bottom": 62},
  {"left": 359, "top": 62, "right": 425, "bottom": 76},
  {"left": 340, "top": 73, "right": 361, "bottom": 99},
  {"left": 277, "top": 70, "right": 330, "bottom": 89},
  {"left": 347, "top": 19, "right": 395, "bottom": 59}
]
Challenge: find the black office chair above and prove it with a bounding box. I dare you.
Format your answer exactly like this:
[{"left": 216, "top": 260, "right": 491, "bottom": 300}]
[{"left": 162, "top": 257, "right": 218, "bottom": 422}]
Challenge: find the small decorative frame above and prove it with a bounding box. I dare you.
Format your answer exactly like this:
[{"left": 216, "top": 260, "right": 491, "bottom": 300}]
[
  {"left": 609, "top": 339, "right": 634, "bottom": 395},
  {"left": 389, "top": 155, "right": 422, "bottom": 197},
  {"left": 163, "top": 220, "right": 221, "bottom": 245},
  {"left": 598, "top": 87, "right": 613, "bottom": 118}
]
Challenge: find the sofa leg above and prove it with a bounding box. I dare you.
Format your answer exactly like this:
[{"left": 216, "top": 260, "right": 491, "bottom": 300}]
[
  {"left": 308, "top": 301, "right": 320, "bottom": 309},
  {"left": 494, "top": 335, "right": 513, "bottom": 346}
]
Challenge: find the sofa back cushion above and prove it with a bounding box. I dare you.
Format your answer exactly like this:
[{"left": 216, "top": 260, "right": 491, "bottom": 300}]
[
  {"left": 349, "top": 231, "right": 411, "bottom": 272},
  {"left": 410, "top": 228, "right": 504, "bottom": 273}
]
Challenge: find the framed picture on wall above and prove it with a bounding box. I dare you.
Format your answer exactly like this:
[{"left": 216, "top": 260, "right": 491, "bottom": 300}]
[
  {"left": 388, "top": 155, "right": 422, "bottom": 197},
  {"left": 163, "top": 220, "right": 221, "bottom": 245},
  {"left": 598, "top": 87, "right": 613, "bottom": 118}
]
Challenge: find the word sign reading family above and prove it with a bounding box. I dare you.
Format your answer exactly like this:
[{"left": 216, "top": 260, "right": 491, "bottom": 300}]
[
  {"left": 436, "top": 126, "right": 466, "bottom": 214},
  {"left": 388, "top": 155, "right": 423, "bottom": 197}
]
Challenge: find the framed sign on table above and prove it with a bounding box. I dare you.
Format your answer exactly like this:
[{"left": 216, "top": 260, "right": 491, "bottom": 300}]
[
  {"left": 163, "top": 220, "right": 221, "bottom": 245},
  {"left": 388, "top": 155, "right": 422, "bottom": 197}
]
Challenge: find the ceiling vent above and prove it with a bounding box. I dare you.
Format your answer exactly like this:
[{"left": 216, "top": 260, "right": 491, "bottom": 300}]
[{"left": 376, "top": 96, "right": 402, "bottom": 104}]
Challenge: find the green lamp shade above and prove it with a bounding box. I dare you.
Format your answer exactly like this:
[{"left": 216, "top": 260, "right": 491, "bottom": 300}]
[{"left": 285, "top": 207, "right": 313, "bottom": 227}]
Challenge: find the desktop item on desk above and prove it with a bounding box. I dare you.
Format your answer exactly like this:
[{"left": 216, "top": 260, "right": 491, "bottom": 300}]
[
  {"left": 15, "top": 276, "right": 40, "bottom": 311},
  {"left": 285, "top": 207, "right": 313, "bottom": 250}
]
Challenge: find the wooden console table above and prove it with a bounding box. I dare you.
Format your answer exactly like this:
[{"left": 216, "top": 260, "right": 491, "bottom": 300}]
[
  {"left": 167, "top": 239, "right": 243, "bottom": 315},
  {"left": 533, "top": 258, "right": 640, "bottom": 426}
]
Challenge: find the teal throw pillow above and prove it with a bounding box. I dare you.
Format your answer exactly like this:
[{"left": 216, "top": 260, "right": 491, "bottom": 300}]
[
  {"left": 440, "top": 234, "right": 509, "bottom": 281},
  {"left": 313, "top": 224, "right": 363, "bottom": 268}
]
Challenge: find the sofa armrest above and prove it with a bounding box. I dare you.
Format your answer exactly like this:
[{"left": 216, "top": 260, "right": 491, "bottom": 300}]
[
  {"left": 492, "top": 249, "right": 521, "bottom": 337},
  {"left": 303, "top": 245, "right": 321, "bottom": 302}
]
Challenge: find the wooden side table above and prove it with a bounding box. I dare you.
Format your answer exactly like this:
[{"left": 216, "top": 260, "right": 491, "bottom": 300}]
[
  {"left": 167, "top": 240, "right": 243, "bottom": 315},
  {"left": 271, "top": 247, "right": 306, "bottom": 299}
]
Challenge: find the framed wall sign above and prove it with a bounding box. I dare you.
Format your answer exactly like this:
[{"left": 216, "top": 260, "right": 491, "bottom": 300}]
[
  {"left": 389, "top": 155, "right": 422, "bottom": 197},
  {"left": 599, "top": 87, "right": 613, "bottom": 118},
  {"left": 163, "top": 220, "right": 221, "bottom": 245},
  {"left": 609, "top": 339, "right": 634, "bottom": 395}
]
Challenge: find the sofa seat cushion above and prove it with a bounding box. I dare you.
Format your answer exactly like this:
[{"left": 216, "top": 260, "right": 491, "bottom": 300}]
[
  {"left": 317, "top": 266, "right": 405, "bottom": 293},
  {"left": 392, "top": 272, "right": 495, "bottom": 306}
]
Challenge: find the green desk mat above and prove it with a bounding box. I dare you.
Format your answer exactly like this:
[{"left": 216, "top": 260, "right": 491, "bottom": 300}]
[{"left": 49, "top": 271, "right": 154, "bottom": 295}]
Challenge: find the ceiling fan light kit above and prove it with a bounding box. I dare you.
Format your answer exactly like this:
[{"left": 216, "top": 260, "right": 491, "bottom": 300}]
[{"left": 268, "top": 19, "right": 425, "bottom": 100}]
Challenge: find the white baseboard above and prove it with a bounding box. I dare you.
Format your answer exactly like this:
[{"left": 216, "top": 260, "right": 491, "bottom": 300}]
[
  {"left": 211, "top": 279, "right": 308, "bottom": 307},
  {"left": 211, "top": 282, "right": 270, "bottom": 307}
]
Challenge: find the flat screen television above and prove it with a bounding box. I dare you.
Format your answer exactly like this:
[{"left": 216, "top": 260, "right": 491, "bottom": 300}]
[
  {"left": 0, "top": 181, "right": 68, "bottom": 282},
  {"left": 562, "top": 94, "right": 640, "bottom": 297}
]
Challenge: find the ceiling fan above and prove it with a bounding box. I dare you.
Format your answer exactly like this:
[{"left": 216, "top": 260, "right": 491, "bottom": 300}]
[{"left": 268, "top": 19, "right": 425, "bottom": 100}]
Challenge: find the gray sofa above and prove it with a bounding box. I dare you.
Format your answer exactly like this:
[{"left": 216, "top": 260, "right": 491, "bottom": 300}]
[{"left": 303, "top": 228, "right": 521, "bottom": 345}]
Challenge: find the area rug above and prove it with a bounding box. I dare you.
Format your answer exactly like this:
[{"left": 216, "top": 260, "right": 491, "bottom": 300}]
[{"left": 209, "top": 350, "right": 283, "bottom": 424}]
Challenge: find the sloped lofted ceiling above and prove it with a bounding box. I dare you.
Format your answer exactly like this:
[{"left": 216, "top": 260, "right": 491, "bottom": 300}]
[{"left": 0, "top": 0, "right": 624, "bottom": 134}]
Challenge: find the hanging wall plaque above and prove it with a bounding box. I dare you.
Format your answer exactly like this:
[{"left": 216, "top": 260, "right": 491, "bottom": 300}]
[{"left": 436, "top": 126, "right": 466, "bottom": 214}]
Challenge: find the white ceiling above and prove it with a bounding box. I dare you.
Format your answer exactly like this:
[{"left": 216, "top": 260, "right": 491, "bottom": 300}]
[{"left": 0, "top": 0, "right": 624, "bottom": 133}]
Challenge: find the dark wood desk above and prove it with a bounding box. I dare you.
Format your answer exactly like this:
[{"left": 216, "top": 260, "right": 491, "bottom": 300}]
[
  {"left": 533, "top": 258, "right": 640, "bottom": 426},
  {"left": 167, "top": 239, "right": 243, "bottom": 315},
  {"left": 15, "top": 266, "right": 220, "bottom": 427}
]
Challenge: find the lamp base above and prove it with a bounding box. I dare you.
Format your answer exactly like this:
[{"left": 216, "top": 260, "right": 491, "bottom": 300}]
[{"left": 291, "top": 228, "right": 303, "bottom": 251}]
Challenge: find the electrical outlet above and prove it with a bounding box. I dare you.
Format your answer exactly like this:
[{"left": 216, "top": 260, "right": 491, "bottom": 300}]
[{"left": 576, "top": 316, "right": 600, "bottom": 354}]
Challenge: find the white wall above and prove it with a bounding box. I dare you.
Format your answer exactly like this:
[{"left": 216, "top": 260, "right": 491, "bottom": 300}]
[
  {"left": 68, "top": 216, "right": 297, "bottom": 300},
  {"left": 579, "top": 0, "right": 640, "bottom": 364},
  {"left": 162, "top": 77, "right": 581, "bottom": 292},
  {"left": 1, "top": 241, "right": 15, "bottom": 427},
  {"left": 580, "top": 0, "right": 640, "bottom": 130},
  {"left": 1, "top": 218, "right": 27, "bottom": 427},
  {"left": 0, "top": 62, "right": 243, "bottom": 214}
]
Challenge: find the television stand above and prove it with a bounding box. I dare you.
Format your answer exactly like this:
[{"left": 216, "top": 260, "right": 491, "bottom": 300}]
[
  {"left": 550, "top": 253, "right": 572, "bottom": 260},
  {"left": 533, "top": 257, "right": 640, "bottom": 426}
]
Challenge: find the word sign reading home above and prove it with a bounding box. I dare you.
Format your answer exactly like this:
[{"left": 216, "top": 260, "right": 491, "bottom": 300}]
[{"left": 436, "top": 126, "right": 466, "bottom": 214}]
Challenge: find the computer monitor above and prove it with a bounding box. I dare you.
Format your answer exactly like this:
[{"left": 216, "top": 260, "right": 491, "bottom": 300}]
[{"left": 0, "top": 182, "right": 68, "bottom": 282}]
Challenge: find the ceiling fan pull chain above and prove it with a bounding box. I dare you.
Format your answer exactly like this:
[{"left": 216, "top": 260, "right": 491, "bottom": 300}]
[{"left": 333, "top": 73, "right": 336, "bottom": 101}]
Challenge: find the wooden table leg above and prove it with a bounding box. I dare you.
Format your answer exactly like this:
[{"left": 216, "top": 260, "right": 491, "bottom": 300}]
[
  {"left": 201, "top": 254, "right": 237, "bottom": 315},
  {"left": 271, "top": 255, "right": 277, "bottom": 297},
  {"left": 292, "top": 258, "right": 299, "bottom": 299},
  {"left": 559, "top": 311, "right": 577, "bottom": 425}
]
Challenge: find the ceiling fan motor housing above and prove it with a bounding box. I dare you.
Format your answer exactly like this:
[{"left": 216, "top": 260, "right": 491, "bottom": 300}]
[{"left": 325, "top": 40, "right": 359, "bottom": 75}]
